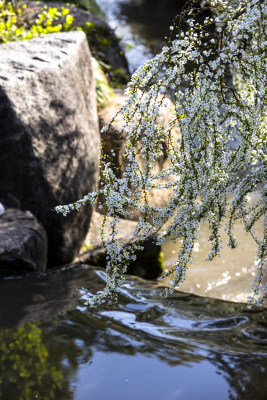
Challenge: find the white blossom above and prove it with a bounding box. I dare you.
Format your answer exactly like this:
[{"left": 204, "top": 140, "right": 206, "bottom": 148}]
[{"left": 57, "top": 0, "right": 266, "bottom": 306}]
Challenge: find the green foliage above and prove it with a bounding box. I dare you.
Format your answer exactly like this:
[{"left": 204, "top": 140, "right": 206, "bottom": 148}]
[
  {"left": 92, "top": 57, "right": 114, "bottom": 109},
  {"left": 81, "top": 21, "right": 112, "bottom": 55},
  {"left": 73, "top": 0, "right": 104, "bottom": 17},
  {"left": 110, "top": 67, "right": 131, "bottom": 87},
  {"left": 0, "top": 1, "right": 74, "bottom": 43},
  {"left": 82, "top": 20, "right": 130, "bottom": 86},
  {"left": 38, "top": 0, "right": 104, "bottom": 16}
]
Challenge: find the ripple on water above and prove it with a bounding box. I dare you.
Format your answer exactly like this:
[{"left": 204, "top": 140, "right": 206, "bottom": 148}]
[
  {"left": 192, "top": 316, "right": 249, "bottom": 330},
  {"left": 242, "top": 328, "right": 267, "bottom": 344}
]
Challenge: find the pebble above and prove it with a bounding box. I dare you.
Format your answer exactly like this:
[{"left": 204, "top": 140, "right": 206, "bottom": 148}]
[{"left": 0, "top": 202, "right": 5, "bottom": 216}]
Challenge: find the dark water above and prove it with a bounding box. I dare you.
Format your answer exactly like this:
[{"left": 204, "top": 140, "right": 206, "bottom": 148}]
[
  {"left": 0, "top": 265, "right": 266, "bottom": 399},
  {"left": 94, "top": 0, "right": 189, "bottom": 73}
]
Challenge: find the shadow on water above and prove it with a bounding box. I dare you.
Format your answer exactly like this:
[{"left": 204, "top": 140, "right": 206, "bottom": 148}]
[{"left": 0, "top": 265, "right": 266, "bottom": 399}]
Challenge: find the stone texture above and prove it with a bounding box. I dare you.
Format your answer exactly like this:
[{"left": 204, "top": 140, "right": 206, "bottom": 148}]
[
  {"left": 0, "top": 31, "right": 100, "bottom": 266},
  {"left": 0, "top": 208, "right": 47, "bottom": 272}
]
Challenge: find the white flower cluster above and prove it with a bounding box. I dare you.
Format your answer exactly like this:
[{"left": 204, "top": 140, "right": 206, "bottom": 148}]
[
  {"left": 54, "top": 192, "right": 98, "bottom": 216},
  {"left": 57, "top": 0, "right": 266, "bottom": 306}
]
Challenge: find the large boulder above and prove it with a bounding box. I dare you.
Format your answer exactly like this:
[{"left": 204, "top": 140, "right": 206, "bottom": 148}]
[
  {"left": 0, "top": 208, "right": 47, "bottom": 272},
  {"left": 0, "top": 31, "right": 100, "bottom": 266}
]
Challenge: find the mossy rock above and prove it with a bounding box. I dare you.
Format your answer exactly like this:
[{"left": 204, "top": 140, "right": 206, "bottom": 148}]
[
  {"left": 22, "top": 1, "right": 130, "bottom": 86},
  {"left": 81, "top": 20, "right": 130, "bottom": 85}
]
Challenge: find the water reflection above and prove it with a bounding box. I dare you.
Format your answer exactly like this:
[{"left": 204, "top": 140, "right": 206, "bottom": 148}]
[
  {"left": 0, "top": 323, "right": 72, "bottom": 399},
  {"left": 0, "top": 266, "right": 266, "bottom": 399},
  {"left": 210, "top": 353, "right": 267, "bottom": 400}
]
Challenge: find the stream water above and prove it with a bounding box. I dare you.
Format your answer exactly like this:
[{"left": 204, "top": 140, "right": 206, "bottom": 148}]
[
  {"left": 0, "top": 1, "right": 266, "bottom": 399},
  {"left": 0, "top": 265, "right": 267, "bottom": 399},
  {"left": 94, "top": 0, "right": 188, "bottom": 73}
]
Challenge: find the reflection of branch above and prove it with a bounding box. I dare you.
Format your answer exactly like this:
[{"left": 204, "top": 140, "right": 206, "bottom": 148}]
[{"left": 210, "top": 352, "right": 267, "bottom": 400}]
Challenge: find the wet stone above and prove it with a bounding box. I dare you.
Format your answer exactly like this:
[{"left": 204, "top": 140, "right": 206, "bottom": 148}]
[{"left": 0, "top": 208, "right": 47, "bottom": 272}]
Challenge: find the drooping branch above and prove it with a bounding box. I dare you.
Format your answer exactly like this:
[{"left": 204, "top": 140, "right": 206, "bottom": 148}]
[{"left": 56, "top": 0, "right": 266, "bottom": 306}]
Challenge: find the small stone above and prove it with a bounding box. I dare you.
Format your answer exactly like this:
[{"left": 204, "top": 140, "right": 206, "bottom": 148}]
[
  {"left": 0, "top": 203, "right": 4, "bottom": 216},
  {"left": 0, "top": 208, "right": 47, "bottom": 272}
]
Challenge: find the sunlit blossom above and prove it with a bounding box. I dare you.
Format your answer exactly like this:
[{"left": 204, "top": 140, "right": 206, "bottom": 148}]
[{"left": 56, "top": 0, "right": 266, "bottom": 306}]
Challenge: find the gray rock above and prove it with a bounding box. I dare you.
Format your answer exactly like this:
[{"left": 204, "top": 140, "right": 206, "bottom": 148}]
[
  {"left": 0, "top": 208, "right": 47, "bottom": 272},
  {"left": 0, "top": 31, "right": 100, "bottom": 266}
]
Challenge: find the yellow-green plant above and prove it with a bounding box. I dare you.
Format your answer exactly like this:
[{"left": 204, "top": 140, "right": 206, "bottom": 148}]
[{"left": 0, "top": 1, "right": 74, "bottom": 43}]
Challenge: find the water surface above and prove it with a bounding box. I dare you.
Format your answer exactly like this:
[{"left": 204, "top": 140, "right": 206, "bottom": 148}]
[
  {"left": 162, "top": 217, "right": 265, "bottom": 303},
  {"left": 94, "top": 0, "right": 188, "bottom": 72},
  {"left": 0, "top": 265, "right": 266, "bottom": 399}
]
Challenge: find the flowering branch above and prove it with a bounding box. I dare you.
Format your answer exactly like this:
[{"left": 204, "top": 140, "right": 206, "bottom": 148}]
[{"left": 56, "top": 0, "right": 266, "bottom": 306}]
